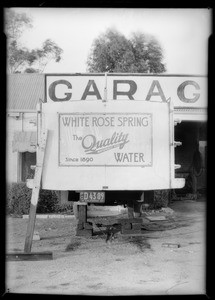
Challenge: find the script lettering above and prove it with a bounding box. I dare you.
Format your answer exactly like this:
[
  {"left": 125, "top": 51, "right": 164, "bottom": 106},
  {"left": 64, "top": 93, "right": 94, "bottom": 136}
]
[{"left": 82, "top": 132, "right": 129, "bottom": 154}]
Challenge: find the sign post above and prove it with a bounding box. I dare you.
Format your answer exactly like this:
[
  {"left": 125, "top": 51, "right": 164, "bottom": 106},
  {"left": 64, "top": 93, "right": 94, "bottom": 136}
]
[{"left": 24, "top": 130, "right": 48, "bottom": 254}]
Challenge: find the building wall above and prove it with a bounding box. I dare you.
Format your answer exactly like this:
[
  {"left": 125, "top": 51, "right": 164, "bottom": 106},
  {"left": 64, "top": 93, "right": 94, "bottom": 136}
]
[
  {"left": 6, "top": 112, "right": 37, "bottom": 184},
  {"left": 6, "top": 111, "right": 69, "bottom": 204}
]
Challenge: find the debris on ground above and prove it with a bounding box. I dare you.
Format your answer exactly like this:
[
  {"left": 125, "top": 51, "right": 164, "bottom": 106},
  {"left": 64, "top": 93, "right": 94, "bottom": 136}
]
[
  {"left": 65, "top": 241, "right": 81, "bottom": 251},
  {"left": 142, "top": 207, "right": 175, "bottom": 216},
  {"left": 88, "top": 208, "right": 180, "bottom": 236},
  {"left": 33, "top": 231, "right": 40, "bottom": 241},
  {"left": 159, "top": 207, "right": 175, "bottom": 214},
  {"left": 162, "top": 243, "right": 181, "bottom": 248}
]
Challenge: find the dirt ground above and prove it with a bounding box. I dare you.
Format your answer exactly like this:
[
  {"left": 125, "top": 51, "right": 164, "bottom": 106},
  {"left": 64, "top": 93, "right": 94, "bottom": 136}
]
[{"left": 5, "top": 198, "right": 206, "bottom": 296}]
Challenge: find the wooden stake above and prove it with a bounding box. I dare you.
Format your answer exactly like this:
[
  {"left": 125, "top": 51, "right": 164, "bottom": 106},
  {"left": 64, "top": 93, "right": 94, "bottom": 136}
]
[
  {"left": 24, "top": 130, "right": 48, "bottom": 253},
  {"left": 24, "top": 202, "right": 38, "bottom": 253}
]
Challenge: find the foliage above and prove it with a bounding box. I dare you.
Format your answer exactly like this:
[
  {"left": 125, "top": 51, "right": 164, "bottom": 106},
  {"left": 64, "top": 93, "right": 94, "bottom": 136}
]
[
  {"left": 5, "top": 8, "right": 63, "bottom": 73},
  {"left": 5, "top": 9, "right": 33, "bottom": 41},
  {"left": 24, "top": 67, "right": 40, "bottom": 73},
  {"left": 131, "top": 33, "right": 166, "bottom": 73},
  {"left": 55, "top": 203, "right": 74, "bottom": 214},
  {"left": 6, "top": 182, "right": 31, "bottom": 215},
  {"left": 87, "top": 29, "right": 166, "bottom": 73},
  {"left": 36, "top": 189, "right": 60, "bottom": 214},
  {"left": 6, "top": 183, "right": 61, "bottom": 215},
  {"left": 21, "top": 39, "right": 63, "bottom": 73}
]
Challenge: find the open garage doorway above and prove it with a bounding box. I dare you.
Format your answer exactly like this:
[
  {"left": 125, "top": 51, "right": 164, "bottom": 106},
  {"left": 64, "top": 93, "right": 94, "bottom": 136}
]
[{"left": 174, "top": 121, "right": 207, "bottom": 198}]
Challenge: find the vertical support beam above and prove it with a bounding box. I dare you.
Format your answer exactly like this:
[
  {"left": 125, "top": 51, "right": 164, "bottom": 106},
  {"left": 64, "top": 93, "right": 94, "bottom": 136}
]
[
  {"left": 133, "top": 200, "right": 142, "bottom": 217},
  {"left": 127, "top": 200, "right": 134, "bottom": 218},
  {"left": 76, "top": 203, "right": 92, "bottom": 236},
  {"left": 24, "top": 130, "right": 48, "bottom": 253},
  {"left": 78, "top": 204, "right": 87, "bottom": 223}
]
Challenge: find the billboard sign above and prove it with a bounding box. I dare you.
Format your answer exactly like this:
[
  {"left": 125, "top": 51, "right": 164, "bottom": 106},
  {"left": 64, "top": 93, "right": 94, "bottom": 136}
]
[
  {"left": 45, "top": 74, "right": 207, "bottom": 109},
  {"left": 41, "top": 100, "right": 185, "bottom": 191},
  {"left": 59, "top": 113, "right": 152, "bottom": 167}
]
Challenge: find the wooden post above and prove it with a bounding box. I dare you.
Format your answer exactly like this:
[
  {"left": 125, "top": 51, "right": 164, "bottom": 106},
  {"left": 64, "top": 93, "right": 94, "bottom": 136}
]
[
  {"left": 24, "top": 130, "right": 48, "bottom": 253},
  {"left": 78, "top": 204, "right": 87, "bottom": 223},
  {"left": 127, "top": 200, "right": 134, "bottom": 218},
  {"left": 133, "top": 200, "right": 142, "bottom": 217},
  {"left": 76, "top": 203, "right": 92, "bottom": 236},
  {"left": 24, "top": 197, "right": 39, "bottom": 253}
]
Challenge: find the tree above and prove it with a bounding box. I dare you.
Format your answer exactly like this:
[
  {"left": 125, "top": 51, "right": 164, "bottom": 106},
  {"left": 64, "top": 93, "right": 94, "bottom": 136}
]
[
  {"left": 5, "top": 9, "right": 63, "bottom": 73},
  {"left": 5, "top": 9, "right": 33, "bottom": 41},
  {"left": 24, "top": 39, "right": 63, "bottom": 73},
  {"left": 87, "top": 29, "right": 166, "bottom": 73}
]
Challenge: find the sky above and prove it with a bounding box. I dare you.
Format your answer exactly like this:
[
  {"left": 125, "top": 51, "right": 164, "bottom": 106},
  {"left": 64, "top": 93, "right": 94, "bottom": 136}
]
[{"left": 9, "top": 8, "right": 212, "bottom": 75}]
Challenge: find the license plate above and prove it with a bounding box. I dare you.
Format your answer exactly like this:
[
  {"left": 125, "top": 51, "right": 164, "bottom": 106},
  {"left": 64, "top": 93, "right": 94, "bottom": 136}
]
[{"left": 79, "top": 191, "right": 105, "bottom": 203}]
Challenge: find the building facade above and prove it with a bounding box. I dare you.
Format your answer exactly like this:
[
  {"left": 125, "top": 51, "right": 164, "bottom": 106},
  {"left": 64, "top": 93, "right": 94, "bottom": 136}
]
[{"left": 7, "top": 74, "right": 207, "bottom": 202}]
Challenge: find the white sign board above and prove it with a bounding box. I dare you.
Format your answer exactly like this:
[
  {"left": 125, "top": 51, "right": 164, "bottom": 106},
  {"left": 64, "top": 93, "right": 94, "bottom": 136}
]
[
  {"left": 45, "top": 74, "right": 207, "bottom": 109},
  {"left": 59, "top": 113, "right": 152, "bottom": 167},
  {"left": 41, "top": 100, "right": 184, "bottom": 191}
]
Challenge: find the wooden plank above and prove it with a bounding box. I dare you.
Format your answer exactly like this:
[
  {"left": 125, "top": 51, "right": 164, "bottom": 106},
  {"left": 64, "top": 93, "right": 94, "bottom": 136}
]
[
  {"left": 145, "top": 216, "right": 166, "bottom": 221},
  {"left": 6, "top": 252, "right": 53, "bottom": 261},
  {"left": 24, "top": 203, "right": 37, "bottom": 253},
  {"left": 24, "top": 130, "right": 48, "bottom": 254}
]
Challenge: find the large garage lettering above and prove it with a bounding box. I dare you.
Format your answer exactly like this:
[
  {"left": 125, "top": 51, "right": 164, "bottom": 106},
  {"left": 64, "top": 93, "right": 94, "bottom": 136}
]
[{"left": 47, "top": 76, "right": 203, "bottom": 105}]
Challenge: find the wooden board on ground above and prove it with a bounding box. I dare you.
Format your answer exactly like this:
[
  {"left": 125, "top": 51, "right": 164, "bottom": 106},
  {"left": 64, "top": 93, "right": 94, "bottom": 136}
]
[
  {"left": 6, "top": 252, "right": 53, "bottom": 261},
  {"left": 145, "top": 216, "right": 166, "bottom": 221}
]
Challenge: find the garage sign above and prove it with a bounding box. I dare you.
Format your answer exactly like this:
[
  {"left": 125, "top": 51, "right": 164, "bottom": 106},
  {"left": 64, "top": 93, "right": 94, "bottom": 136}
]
[{"left": 46, "top": 74, "right": 207, "bottom": 108}]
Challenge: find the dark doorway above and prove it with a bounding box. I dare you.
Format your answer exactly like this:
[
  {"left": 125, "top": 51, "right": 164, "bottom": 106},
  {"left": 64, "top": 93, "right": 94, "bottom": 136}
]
[{"left": 21, "top": 152, "right": 36, "bottom": 182}]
